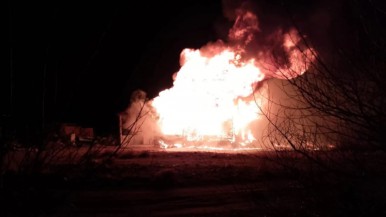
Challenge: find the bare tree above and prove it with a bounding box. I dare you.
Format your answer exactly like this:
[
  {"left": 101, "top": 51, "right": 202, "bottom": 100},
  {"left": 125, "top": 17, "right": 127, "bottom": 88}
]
[{"left": 255, "top": 0, "right": 386, "bottom": 176}]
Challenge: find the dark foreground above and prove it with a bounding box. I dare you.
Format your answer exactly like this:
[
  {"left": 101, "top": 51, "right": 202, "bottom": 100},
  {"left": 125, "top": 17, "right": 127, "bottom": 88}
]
[{"left": 1, "top": 147, "right": 386, "bottom": 217}]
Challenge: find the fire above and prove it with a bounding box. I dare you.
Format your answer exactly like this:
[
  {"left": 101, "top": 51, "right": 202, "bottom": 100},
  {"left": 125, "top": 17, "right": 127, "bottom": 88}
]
[
  {"left": 146, "top": 9, "right": 315, "bottom": 148},
  {"left": 151, "top": 47, "right": 265, "bottom": 142}
]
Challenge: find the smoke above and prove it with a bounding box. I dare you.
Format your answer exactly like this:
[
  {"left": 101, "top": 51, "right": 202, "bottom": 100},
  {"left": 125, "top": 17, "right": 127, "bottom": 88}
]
[
  {"left": 121, "top": 90, "right": 161, "bottom": 145},
  {"left": 122, "top": 0, "right": 318, "bottom": 146},
  {"left": 222, "top": 0, "right": 317, "bottom": 79},
  {"left": 227, "top": 0, "right": 371, "bottom": 64}
]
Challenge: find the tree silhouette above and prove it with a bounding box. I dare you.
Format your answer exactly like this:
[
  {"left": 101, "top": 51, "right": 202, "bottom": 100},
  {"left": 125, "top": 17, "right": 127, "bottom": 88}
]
[{"left": 256, "top": 0, "right": 386, "bottom": 174}]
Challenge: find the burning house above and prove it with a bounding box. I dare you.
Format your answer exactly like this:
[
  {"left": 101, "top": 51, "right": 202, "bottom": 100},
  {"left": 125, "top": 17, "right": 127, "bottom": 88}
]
[{"left": 120, "top": 8, "right": 314, "bottom": 150}]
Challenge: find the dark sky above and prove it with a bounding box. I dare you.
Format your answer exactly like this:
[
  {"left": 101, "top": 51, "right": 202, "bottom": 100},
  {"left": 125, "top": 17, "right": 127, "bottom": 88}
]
[
  {"left": 3, "top": 0, "right": 225, "bottom": 133},
  {"left": 3, "top": 0, "right": 385, "bottom": 135}
]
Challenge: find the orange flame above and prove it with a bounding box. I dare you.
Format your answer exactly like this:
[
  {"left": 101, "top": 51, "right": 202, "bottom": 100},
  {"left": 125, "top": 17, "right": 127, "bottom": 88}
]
[
  {"left": 149, "top": 10, "right": 315, "bottom": 146},
  {"left": 151, "top": 47, "right": 265, "bottom": 141}
]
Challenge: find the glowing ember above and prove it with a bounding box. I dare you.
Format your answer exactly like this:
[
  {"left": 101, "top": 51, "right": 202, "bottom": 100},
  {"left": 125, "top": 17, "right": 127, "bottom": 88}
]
[{"left": 147, "top": 9, "right": 315, "bottom": 148}]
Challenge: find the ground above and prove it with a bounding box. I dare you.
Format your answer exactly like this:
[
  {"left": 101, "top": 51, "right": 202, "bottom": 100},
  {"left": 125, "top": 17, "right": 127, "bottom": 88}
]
[{"left": 1, "top": 145, "right": 386, "bottom": 217}]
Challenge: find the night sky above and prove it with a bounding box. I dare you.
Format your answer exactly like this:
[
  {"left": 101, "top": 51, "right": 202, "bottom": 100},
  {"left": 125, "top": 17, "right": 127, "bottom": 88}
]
[
  {"left": 3, "top": 0, "right": 225, "bottom": 134},
  {"left": 3, "top": 0, "right": 384, "bottom": 135}
]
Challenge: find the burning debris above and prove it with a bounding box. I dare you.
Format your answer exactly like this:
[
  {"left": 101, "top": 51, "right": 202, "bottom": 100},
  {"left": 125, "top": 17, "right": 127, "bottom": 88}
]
[{"left": 122, "top": 8, "right": 315, "bottom": 150}]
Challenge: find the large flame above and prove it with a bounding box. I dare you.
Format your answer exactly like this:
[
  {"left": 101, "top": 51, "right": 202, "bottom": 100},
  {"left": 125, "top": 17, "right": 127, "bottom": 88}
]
[
  {"left": 148, "top": 9, "right": 314, "bottom": 147},
  {"left": 152, "top": 46, "right": 264, "bottom": 142}
]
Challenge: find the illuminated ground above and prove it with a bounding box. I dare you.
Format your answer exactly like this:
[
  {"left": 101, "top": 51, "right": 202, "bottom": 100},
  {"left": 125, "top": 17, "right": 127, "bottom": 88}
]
[{"left": 2, "top": 145, "right": 386, "bottom": 217}]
